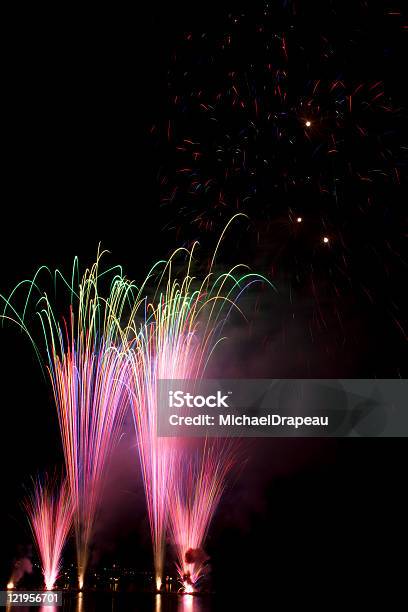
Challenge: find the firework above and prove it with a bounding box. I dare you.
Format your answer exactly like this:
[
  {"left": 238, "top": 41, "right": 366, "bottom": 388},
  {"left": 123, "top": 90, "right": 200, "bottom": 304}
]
[
  {"left": 24, "top": 475, "right": 73, "bottom": 590},
  {"left": 2, "top": 225, "right": 268, "bottom": 590},
  {"left": 153, "top": 5, "right": 406, "bottom": 371},
  {"left": 124, "top": 219, "right": 264, "bottom": 590},
  {"left": 2, "top": 252, "right": 133, "bottom": 587},
  {"left": 42, "top": 261, "right": 132, "bottom": 587},
  {"left": 169, "top": 441, "right": 236, "bottom": 592}
]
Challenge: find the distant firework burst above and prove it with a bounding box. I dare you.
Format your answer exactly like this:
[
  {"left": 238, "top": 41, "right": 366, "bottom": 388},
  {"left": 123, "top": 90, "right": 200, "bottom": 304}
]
[
  {"left": 24, "top": 475, "right": 73, "bottom": 590},
  {"left": 153, "top": 2, "right": 407, "bottom": 372},
  {"left": 158, "top": 4, "right": 405, "bottom": 230}
]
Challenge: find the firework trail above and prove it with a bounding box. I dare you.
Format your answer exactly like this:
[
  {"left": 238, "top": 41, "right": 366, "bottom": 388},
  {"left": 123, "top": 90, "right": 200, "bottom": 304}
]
[
  {"left": 168, "top": 441, "right": 237, "bottom": 592},
  {"left": 124, "top": 218, "right": 267, "bottom": 590},
  {"left": 1, "top": 252, "right": 133, "bottom": 587},
  {"left": 24, "top": 475, "right": 73, "bottom": 590}
]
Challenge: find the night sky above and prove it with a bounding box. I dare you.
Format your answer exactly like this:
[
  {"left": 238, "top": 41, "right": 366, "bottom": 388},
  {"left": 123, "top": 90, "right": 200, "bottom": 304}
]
[{"left": 0, "top": 2, "right": 407, "bottom": 605}]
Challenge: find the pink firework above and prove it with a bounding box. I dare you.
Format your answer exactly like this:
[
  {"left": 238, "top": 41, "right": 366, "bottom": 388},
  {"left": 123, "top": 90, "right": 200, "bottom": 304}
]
[
  {"left": 3, "top": 256, "right": 134, "bottom": 588},
  {"left": 126, "top": 313, "right": 200, "bottom": 591},
  {"left": 24, "top": 475, "right": 73, "bottom": 590},
  {"left": 125, "top": 228, "right": 266, "bottom": 590},
  {"left": 169, "top": 441, "right": 237, "bottom": 592},
  {"left": 2, "top": 254, "right": 171, "bottom": 588},
  {"left": 47, "top": 307, "right": 129, "bottom": 588}
]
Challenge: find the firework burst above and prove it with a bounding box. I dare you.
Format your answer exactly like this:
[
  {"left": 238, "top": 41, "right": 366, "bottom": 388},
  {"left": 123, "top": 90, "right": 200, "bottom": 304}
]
[
  {"left": 2, "top": 252, "right": 133, "bottom": 587},
  {"left": 169, "top": 440, "right": 237, "bottom": 592},
  {"left": 153, "top": 4, "right": 407, "bottom": 372},
  {"left": 2, "top": 224, "right": 269, "bottom": 590},
  {"left": 24, "top": 475, "right": 73, "bottom": 590},
  {"left": 124, "top": 218, "right": 266, "bottom": 590}
]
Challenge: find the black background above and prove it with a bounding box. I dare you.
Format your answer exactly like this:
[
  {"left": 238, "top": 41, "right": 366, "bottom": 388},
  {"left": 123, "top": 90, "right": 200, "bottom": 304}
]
[{"left": 0, "top": 2, "right": 406, "bottom": 606}]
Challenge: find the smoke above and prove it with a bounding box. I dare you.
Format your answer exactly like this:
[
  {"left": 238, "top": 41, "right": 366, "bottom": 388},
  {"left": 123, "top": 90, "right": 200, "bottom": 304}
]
[
  {"left": 9, "top": 555, "right": 33, "bottom": 587},
  {"left": 183, "top": 547, "right": 211, "bottom": 591},
  {"left": 212, "top": 289, "right": 351, "bottom": 378},
  {"left": 184, "top": 547, "right": 209, "bottom": 565},
  {"left": 87, "top": 414, "right": 151, "bottom": 569}
]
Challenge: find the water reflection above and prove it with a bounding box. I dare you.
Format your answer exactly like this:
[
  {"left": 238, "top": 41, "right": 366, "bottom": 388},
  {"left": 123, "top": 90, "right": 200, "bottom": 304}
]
[
  {"left": 179, "top": 594, "right": 194, "bottom": 612},
  {"left": 178, "top": 594, "right": 206, "bottom": 612},
  {"left": 77, "top": 592, "right": 84, "bottom": 612}
]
